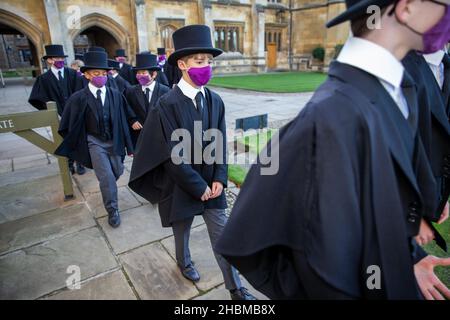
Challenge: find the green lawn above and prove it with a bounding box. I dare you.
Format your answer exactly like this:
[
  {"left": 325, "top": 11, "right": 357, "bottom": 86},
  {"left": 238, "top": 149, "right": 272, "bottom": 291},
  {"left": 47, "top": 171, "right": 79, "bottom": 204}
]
[
  {"left": 424, "top": 217, "right": 450, "bottom": 287},
  {"left": 210, "top": 72, "right": 327, "bottom": 93}
]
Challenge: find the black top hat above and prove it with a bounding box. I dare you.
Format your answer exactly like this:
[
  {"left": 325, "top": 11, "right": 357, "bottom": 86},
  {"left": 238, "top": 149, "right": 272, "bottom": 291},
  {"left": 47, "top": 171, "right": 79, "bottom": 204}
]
[
  {"left": 157, "top": 48, "right": 166, "bottom": 55},
  {"left": 133, "top": 54, "right": 161, "bottom": 72},
  {"left": 75, "top": 53, "right": 84, "bottom": 61},
  {"left": 42, "top": 45, "right": 68, "bottom": 60},
  {"left": 326, "top": 0, "right": 395, "bottom": 28},
  {"left": 108, "top": 59, "right": 121, "bottom": 70},
  {"left": 80, "top": 51, "right": 112, "bottom": 73},
  {"left": 168, "top": 25, "right": 223, "bottom": 66},
  {"left": 115, "top": 49, "right": 128, "bottom": 58},
  {"left": 88, "top": 46, "right": 106, "bottom": 53}
]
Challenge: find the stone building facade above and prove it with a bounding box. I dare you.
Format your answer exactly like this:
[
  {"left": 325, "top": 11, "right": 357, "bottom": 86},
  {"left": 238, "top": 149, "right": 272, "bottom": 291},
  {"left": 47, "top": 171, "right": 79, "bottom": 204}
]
[{"left": 0, "top": 0, "right": 349, "bottom": 75}]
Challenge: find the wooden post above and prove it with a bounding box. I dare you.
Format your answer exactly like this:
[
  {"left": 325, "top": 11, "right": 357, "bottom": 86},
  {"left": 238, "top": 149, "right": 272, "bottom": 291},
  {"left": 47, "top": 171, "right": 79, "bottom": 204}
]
[{"left": 47, "top": 102, "right": 74, "bottom": 200}]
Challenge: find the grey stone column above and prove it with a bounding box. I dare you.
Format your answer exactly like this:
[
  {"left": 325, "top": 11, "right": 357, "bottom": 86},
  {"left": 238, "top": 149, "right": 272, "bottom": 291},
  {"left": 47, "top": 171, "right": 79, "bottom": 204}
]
[
  {"left": 43, "top": 0, "right": 75, "bottom": 62},
  {"left": 135, "top": 0, "right": 149, "bottom": 53},
  {"left": 252, "top": 2, "right": 266, "bottom": 72}
]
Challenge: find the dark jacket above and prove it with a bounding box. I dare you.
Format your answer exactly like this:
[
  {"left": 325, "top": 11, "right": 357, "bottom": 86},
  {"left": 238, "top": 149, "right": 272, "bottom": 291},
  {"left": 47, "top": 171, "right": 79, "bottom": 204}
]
[
  {"left": 128, "top": 86, "right": 228, "bottom": 227},
  {"left": 55, "top": 86, "right": 134, "bottom": 169},
  {"left": 215, "top": 61, "right": 438, "bottom": 300},
  {"left": 403, "top": 51, "right": 450, "bottom": 221},
  {"left": 28, "top": 67, "right": 83, "bottom": 115}
]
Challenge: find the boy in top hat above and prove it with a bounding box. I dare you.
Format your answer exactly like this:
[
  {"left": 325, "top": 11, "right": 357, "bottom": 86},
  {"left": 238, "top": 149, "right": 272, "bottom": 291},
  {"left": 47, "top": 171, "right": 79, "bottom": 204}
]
[
  {"left": 55, "top": 51, "right": 137, "bottom": 228},
  {"left": 115, "top": 49, "right": 134, "bottom": 84},
  {"left": 108, "top": 59, "right": 131, "bottom": 94},
  {"left": 215, "top": 0, "right": 450, "bottom": 300},
  {"left": 124, "top": 53, "right": 170, "bottom": 147},
  {"left": 79, "top": 49, "right": 119, "bottom": 91},
  {"left": 129, "top": 25, "right": 256, "bottom": 300},
  {"left": 402, "top": 46, "right": 450, "bottom": 250},
  {"left": 29, "top": 44, "right": 85, "bottom": 175}
]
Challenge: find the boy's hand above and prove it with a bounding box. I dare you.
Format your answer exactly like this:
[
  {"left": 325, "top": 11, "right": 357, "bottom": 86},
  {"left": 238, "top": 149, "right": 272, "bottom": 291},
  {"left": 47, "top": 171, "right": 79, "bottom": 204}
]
[
  {"left": 132, "top": 121, "right": 143, "bottom": 130},
  {"left": 414, "top": 255, "right": 450, "bottom": 300},
  {"left": 415, "top": 218, "right": 434, "bottom": 246},
  {"left": 201, "top": 186, "right": 211, "bottom": 202},
  {"left": 210, "top": 182, "right": 223, "bottom": 199},
  {"left": 437, "top": 202, "right": 449, "bottom": 224}
]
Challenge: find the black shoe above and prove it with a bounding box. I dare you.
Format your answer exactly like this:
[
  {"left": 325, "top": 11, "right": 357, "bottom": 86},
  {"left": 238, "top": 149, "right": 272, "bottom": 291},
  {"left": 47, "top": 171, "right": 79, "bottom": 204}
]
[
  {"left": 76, "top": 164, "right": 86, "bottom": 175},
  {"left": 179, "top": 264, "right": 200, "bottom": 282},
  {"left": 108, "top": 210, "right": 121, "bottom": 228},
  {"left": 69, "top": 165, "right": 75, "bottom": 175},
  {"left": 230, "top": 287, "right": 257, "bottom": 300}
]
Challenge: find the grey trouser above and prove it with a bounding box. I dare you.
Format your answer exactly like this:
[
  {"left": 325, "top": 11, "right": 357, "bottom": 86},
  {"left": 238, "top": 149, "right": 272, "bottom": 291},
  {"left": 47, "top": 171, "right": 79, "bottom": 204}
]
[
  {"left": 87, "top": 135, "right": 124, "bottom": 214},
  {"left": 172, "top": 208, "right": 242, "bottom": 290}
]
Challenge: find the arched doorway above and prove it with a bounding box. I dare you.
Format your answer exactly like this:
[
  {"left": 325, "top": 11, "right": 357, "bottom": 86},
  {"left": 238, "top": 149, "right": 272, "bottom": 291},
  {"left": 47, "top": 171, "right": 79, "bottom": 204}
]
[
  {"left": 70, "top": 13, "right": 131, "bottom": 61},
  {"left": 73, "top": 26, "right": 121, "bottom": 58},
  {"left": 0, "top": 9, "right": 46, "bottom": 76}
]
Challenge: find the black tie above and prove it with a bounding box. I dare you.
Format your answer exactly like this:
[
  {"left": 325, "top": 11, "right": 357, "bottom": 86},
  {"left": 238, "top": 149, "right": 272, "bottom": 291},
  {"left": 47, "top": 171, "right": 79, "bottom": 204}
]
[
  {"left": 58, "top": 70, "right": 63, "bottom": 81},
  {"left": 401, "top": 76, "right": 418, "bottom": 134},
  {"left": 96, "top": 89, "right": 103, "bottom": 106},
  {"left": 195, "top": 91, "right": 204, "bottom": 115},
  {"left": 145, "top": 88, "right": 150, "bottom": 103}
]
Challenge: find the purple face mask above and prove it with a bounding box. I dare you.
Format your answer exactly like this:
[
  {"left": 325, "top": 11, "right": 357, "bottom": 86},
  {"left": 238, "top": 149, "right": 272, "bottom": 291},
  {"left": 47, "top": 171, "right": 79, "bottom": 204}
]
[
  {"left": 136, "top": 74, "right": 152, "bottom": 86},
  {"left": 421, "top": 5, "right": 450, "bottom": 54},
  {"left": 188, "top": 65, "right": 212, "bottom": 87},
  {"left": 91, "top": 76, "right": 108, "bottom": 88},
  {"left": 117, "top": 57, "right": 126, "bottom": 63},
  {"left": 53, "top": 60, "right": 65, "bottom": 69},
  {"left": 158, "top": 55, "right": 166, "bottom": 62},
  {"left": 76, "top": 71, "right": 83, "bottom": 77}
]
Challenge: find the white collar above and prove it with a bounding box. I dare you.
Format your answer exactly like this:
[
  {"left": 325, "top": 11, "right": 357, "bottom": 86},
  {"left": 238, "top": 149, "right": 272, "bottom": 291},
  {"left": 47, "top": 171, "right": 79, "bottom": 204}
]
[
  {"left": 88, "top": 82, "right": 106, "bottom": 97},
  {"left": 142, "top": 80, "right": 156, "bottom": 92},
  {"left": 337, "top": 37, "right": 404, "bottom": 90},
  {"left": 111, "top": 72, "right": 119, "bottom": 79},
  {"left": 51, "top": 66, "right": 64, "bottom": 78},
  {"left": 177, "top": 77, "right": 205, "bottom": 100},
  {"left": 423, "top": 50, "right": 445, "bottom": 66}
]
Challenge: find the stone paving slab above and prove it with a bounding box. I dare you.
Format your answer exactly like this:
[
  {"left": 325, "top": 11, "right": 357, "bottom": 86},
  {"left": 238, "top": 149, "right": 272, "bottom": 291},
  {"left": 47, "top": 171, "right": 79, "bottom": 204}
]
[
  {"left": 13, "top": 155, "right": 50, "bottom": 171},
  {"left": 98, "top": 204, "right": 173, "bottom": 255},
  {"left": 0, "top": 203, "right": 95, "bottom": 255},
  {"left": 73, "top": 169, "right": 131, "bottom": 195},
  {"left": 0, "top": 162, "right": 59, "bottom": 188},
  {"left": 161, "top": 224, "right": 223, "bottom": 292},
  {"left": 0, "top": 159, "right": 12, "bottom": 174},
  {"left": 0, "top": 227, "right": 118, "bottom": 300},
  {"left": 0, "top": 175, "right": 83, "bottom": 224},
  {"left": 120, "top": 242, "right": 199, "bottom": 300},
  {"left": 43, "top": 270, "right": 136, "bottom": 300},
  {"left": 85, "top": 186, "right": 142, "bottom": 219}
]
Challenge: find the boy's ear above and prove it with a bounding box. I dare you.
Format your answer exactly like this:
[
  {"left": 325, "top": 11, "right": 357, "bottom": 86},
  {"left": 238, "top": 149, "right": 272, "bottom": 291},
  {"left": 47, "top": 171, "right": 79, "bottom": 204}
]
[{"left": 177, "top": 59, "right": 187, "bottom": 71}]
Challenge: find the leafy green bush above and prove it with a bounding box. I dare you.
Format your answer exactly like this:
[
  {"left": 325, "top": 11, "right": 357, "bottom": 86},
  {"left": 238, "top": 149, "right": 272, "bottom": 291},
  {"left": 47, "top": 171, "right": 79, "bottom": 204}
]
[{"left": 312, "top": 47, "right": 325, "bottom": 62}]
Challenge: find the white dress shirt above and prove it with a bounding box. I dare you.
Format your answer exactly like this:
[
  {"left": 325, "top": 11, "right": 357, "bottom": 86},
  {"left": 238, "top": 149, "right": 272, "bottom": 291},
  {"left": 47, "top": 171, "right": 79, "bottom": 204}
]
[
  {"left": 112, "top": 72, "right": 119, "bottom": 79},
  {"left": 51, "top": 66, "right": 64, "bottom": 79},
  {"left": 423, "top": 50, "right": 445, "bottom": 90},
  {"left": 141, "top": 80, "right": 156, "bottom": 102},
  {"left": 177, "top": 77, "right": 206, "bottom": 109},
  {"left": 88, "top": 82, "right": 106, "bottom": 105},
  {"left": 337, "top": 37, "right": 409, "bottom": 119}
]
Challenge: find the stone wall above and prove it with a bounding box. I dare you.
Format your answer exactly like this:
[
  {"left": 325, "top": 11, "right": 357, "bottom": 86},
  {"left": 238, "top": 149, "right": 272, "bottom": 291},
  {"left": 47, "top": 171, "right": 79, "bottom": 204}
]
[{"left": 0, "top": 0, "right": 349, "bottom": 74}]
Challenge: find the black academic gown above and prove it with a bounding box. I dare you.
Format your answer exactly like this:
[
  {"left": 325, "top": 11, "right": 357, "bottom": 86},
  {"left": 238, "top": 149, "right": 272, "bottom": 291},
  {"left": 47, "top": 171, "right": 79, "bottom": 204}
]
[
  {"left": 118, "top": 63, "right": 134, "bottom": 84},
  {"left": 128, "top": 86, "right": 228, "bottom": 227},
  {"left": 111, "top": 74, "right": 131, "bottom": 94},
  {"left": 403, "top": 51, "right": 450, "bottom": 222},
  {"left": 124, "top": 82, "right": 170, "bottom": 146},
  {"left": 55, "top": 86, "right": 134, "bottom": 169},
  {"left": 215, "top": 61, "right": 438, "bottom": 300},
  {"left": 28, "top": 67, "right": 83, "bottom": 116}
]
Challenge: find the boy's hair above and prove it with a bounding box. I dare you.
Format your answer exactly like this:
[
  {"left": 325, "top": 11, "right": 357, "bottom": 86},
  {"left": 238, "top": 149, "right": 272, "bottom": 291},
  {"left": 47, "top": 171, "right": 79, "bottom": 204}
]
[{"left": 350, "top": 6, "right": 389, "bottom": 37}]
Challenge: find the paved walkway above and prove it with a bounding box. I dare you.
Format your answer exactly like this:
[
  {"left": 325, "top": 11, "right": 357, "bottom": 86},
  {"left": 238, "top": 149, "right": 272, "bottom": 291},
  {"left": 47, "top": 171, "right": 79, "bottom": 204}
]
[{"left": 0, "top": 77, "right": 311, "bottom": 300}]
